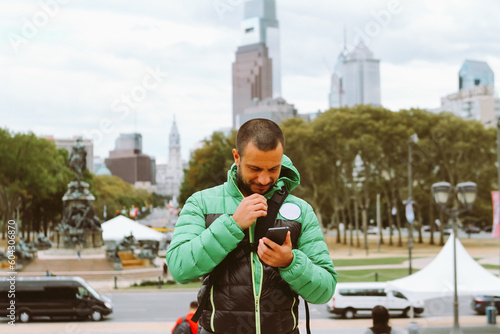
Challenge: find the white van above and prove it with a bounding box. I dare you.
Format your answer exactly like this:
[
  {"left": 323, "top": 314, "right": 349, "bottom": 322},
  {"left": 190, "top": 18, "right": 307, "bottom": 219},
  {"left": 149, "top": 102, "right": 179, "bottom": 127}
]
[{"left": 326, "top": 282, "right": 424, "bottom": 319}]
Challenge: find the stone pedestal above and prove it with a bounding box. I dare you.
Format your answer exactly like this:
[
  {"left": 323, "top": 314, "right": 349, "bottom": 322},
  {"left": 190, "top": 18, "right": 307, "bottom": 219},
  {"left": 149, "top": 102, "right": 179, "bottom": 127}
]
[
  {"left": 55, "top": 230, "right": 103, "bottom": 249},
  {"left": 56, "top": 181, "right": 103, "bottom": 249}
]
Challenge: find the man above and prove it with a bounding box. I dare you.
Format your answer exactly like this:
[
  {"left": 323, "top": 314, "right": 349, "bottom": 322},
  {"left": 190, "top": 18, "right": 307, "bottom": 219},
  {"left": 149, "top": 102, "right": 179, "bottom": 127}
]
[
  {"left": 172, "top": 301, "right": 199, "bottom": 334},
  {"left": 167, "top": 119, "right": 337, "bottom": 334}
]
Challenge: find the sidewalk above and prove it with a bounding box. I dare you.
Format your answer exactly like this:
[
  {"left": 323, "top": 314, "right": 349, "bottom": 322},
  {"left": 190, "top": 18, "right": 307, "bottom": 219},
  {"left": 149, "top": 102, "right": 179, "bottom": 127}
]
[{"left": 3, "top": 317, "right": 498, "bottom": 334}]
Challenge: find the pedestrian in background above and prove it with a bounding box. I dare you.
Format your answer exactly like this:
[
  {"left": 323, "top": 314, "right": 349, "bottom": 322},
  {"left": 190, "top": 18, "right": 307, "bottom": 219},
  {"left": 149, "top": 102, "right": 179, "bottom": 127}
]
[
  {"left": 172, "top": 301, "right": 198, "bottom": 334},
  {"left": 364, "top": 305, "right": 401, "bottom": 334},
  {"left": 162, "top": 262, "right": 168, "bottom": 280},
  {"left": 75, "top": 243, "right": 82, "bottom": 261}
]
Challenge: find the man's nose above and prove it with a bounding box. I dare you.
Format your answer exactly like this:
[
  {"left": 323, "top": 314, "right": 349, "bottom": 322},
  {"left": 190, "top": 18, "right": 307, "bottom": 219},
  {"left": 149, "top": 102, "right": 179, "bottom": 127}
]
[{"left": 258, "top": 173, "right": 271, "bottom": 185}]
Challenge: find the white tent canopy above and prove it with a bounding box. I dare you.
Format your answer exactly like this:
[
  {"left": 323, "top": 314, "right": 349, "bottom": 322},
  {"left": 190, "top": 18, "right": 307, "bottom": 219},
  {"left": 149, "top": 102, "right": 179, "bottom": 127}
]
[
  {"left": 102, "top": 216, "right": 167, "bottom": 248},
  {"left": 387, "top": 235, "right": 500, "bottom": 301}
]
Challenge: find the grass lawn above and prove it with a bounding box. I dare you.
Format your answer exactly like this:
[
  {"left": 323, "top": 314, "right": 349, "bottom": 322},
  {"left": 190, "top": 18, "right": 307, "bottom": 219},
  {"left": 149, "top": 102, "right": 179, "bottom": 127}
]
[
  {"left": 483, "top": 264, "right": 500, "bottom": 270},
  {"left": 333, "top": 257, "right": 410, "bottom": 267},
  {"left": 336, "top": 268, "right": 418, "bottom": 283}
]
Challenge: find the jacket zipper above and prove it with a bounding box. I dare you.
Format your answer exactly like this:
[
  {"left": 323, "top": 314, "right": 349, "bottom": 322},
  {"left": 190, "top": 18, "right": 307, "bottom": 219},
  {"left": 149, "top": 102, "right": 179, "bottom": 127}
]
[
  {"left": 210, "top": 285, "right": 216, "bottom": 332},
  {"left": 230, "top": 174, "right": 263, "bottom": 333}
]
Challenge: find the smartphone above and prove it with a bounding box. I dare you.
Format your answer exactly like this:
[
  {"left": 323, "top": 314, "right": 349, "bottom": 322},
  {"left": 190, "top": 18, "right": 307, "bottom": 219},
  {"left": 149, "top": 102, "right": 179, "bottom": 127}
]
[{"left": 265, "top": 226, "right": 289, "bottom": 245}]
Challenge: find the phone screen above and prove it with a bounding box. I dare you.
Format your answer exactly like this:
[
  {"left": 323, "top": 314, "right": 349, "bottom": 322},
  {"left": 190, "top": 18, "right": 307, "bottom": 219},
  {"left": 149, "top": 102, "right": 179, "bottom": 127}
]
[{"left": 265, "top": 227, "right": 289, "bottom": 245}]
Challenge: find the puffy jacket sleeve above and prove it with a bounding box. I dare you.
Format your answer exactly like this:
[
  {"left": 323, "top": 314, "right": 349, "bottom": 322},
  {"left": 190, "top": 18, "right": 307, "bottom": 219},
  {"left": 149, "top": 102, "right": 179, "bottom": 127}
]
[
  {"left": 166, "top": 191, "right": 245, "bottom": 283},
  {"left": 279, "top": 203, "right": 337, "bottom": 304}
]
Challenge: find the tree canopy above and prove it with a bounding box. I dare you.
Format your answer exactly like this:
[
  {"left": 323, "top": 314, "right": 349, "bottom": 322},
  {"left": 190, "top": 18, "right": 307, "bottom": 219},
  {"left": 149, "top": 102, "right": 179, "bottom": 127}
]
[{"left": 179, "top": 107, "right": 497, "bottom": 247}]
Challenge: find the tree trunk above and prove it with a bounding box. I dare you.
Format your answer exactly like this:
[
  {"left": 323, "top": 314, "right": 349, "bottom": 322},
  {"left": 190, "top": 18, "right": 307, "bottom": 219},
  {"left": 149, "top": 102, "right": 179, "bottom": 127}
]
[
  {"left": 354, "top": 198, "right": 360, "bottom": 247},
  {"left": 1, "top": 218, "right": 5, "bottom": 240},
  {"left": 386, "top": 199, "right": 394, "bottom": 246},
  {"left": 362, "top": 207, "right": 369, "bottom": 254},
  {"left": 340, "top": 206, "right": 347, "bottom": 245},
  {"left": 334, "top": 212, "right": 341, "bottom": 244},
  {"left": 377, "top": 194, "right": 384, "bottom": 246},
  {"left": 395, "top": 204, "right": 403, "bottom": 247},
  {"left": 416, "top": 205, "right": 423, "bottom": 244}
]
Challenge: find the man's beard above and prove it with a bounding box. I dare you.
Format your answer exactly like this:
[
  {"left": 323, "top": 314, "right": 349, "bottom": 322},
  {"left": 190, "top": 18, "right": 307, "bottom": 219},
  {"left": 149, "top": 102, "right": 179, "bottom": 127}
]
[
  {"left": 236, "top": 168, "right": 273, "bottom": 196},
  {"left": 236, "top": 167, "right": 254, "bottom": 196}
]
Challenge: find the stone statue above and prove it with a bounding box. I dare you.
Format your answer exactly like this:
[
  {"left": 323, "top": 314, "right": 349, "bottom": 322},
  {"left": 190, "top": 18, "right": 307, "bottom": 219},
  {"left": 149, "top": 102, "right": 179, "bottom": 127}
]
[
  {"left": 56, "top": 139, "right": 103, "bottom": 249},
  {"left": 69, "top": 138, "right": 87, "bottom": 181}
]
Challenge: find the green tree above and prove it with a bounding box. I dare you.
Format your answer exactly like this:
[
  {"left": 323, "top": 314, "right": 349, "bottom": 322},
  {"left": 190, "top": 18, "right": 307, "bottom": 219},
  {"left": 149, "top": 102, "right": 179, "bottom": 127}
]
[{"left": 178, "top": 131, "right": 236, "bottom": 206}]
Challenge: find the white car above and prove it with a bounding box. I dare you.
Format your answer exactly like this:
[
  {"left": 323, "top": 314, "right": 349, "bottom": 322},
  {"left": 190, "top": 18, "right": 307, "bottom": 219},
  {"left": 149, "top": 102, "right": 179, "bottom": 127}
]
[{"left": 326, "top": 282, "right": 424, "bottom": 319}]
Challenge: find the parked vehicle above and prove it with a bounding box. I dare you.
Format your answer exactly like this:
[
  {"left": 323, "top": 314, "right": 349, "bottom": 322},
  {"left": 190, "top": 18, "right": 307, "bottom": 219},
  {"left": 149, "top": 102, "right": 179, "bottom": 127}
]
[
  {"left": 0, "top": 276, "right": 112, "bottom": 323},
  {"left": 471, "top": 295, "right": 500, "bottom": 315},
  {"left": 464, "top": 226, "right": 481, "bottom": 234},
  {"left": 483, "top": 226, "right": 493, "bottom": 233},
  {"left": 326, "top": 282, "right": 424, "bottom": 319}
]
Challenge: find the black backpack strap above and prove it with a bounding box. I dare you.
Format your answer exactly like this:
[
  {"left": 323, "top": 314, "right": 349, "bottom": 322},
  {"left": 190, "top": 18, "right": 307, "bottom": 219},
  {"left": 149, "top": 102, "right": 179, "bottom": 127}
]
[
  {"left": 304, "top": 299, "right": 311, "bottom": 334},
  {"left": 191, "top": 271, "right": 216, "bottom": 323},
  {"left": 254, "top": 186, "right": 289, "bottom": 240}
]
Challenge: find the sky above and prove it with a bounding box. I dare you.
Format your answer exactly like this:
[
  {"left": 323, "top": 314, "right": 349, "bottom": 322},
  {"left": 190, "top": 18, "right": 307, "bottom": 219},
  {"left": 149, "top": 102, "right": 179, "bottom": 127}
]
[{"left": 1, "top": 0, "right": 500, "bottom": 164}]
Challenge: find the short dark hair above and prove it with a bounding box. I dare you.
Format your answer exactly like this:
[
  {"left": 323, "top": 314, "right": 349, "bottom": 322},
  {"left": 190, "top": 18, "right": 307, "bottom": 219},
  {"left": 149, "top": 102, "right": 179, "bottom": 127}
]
[
  {"left": 190, "top": 301, "right": 199, "bottom": 309},
  {"left": 371, "top": 305, "right": 391, "bottom": 334},
  {"left": 236, "top": 119, "right": 285, "bottom": 157}
]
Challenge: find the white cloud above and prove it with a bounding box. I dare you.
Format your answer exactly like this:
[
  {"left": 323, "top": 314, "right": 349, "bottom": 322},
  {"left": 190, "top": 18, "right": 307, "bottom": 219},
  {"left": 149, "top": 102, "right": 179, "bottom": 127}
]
[{"left": 1, "top": 0, "right": 500, "bottom": 165}]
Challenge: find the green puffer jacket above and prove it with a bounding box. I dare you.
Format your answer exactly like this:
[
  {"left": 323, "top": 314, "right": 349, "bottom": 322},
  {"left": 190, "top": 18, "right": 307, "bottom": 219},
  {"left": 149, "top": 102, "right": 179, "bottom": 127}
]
[{"left": 166, "top": 155, "right": 337, "bottom": 334}]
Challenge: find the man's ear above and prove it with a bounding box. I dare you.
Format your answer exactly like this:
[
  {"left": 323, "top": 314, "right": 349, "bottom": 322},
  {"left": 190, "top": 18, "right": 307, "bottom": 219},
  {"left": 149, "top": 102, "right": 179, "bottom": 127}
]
[{"left": 232, "top": 148, "right": 240, "bottom": 166}]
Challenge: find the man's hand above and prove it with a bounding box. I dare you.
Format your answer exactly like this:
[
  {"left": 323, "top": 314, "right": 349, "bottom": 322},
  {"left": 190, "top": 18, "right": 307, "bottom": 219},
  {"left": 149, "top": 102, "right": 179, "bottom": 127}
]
[
  {"left": 257, "top": 232, "right": 293, "bottom": 268},
  {"left": 233, "top": 193, "right": 267, "bottom": 230}
]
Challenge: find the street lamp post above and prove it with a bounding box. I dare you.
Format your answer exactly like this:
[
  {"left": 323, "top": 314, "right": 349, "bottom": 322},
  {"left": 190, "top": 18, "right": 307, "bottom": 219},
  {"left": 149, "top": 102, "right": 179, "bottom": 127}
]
[
  {"left": 406, "top": 134, "right": 418, "bottom": 275},
  {"left": 431, "top": 181, "right": 477, "bottom": 334}
]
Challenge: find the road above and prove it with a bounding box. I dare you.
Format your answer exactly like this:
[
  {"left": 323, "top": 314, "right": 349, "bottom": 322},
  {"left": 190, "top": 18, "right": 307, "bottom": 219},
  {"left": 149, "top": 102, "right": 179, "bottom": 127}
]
[
  {"left": 1, "top": 290, "right": 497, "bottom": 333},
  {"left": 103, "top": 291, "right": 478, "bottom": 322}
]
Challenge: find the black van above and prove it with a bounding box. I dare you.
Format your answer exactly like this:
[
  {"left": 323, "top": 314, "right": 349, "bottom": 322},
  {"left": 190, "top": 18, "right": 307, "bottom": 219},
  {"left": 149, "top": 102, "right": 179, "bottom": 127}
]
[{"left": 0, "top": 276, "right": 113, "bottom": 323}]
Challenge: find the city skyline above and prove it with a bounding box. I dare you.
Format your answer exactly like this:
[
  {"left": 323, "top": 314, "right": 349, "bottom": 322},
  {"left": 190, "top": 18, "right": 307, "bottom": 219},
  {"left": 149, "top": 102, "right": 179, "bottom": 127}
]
[{"left": 2, "top": 0, "right": 500, "bottom": 163}]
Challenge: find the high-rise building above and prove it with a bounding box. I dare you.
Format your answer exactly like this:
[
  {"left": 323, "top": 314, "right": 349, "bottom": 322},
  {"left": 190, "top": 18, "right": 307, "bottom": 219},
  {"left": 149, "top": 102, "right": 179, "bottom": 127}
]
[
  {"left": 241, "top": 0, "right": 281, "bottom": 97},
  {"left": 233, "top": 0, "right": 281, "bottom": 129},
  {"left": 329, "top": 50, "right": 347, "bottom": 109},
  {"left": 342, "top": 41, "right": 381, "bottom": 107},
  {"left": 232, "top": 43, "right": 273, "bottom": 129},
  {"left": 156, "top": 118, "right": 185, "bottom": 198},
  {"left": 459, "top": 60, "right": 494, "bottom": 91},
  {"left": 105, "top": 133, "right": 156, "bottom": 187},
  {"left": 435, "top": 60, "right": 500, "bottom": 125}
]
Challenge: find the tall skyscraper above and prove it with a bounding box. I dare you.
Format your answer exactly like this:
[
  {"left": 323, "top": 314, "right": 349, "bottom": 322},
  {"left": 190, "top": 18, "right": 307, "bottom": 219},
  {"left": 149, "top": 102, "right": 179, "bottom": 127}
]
[
  {"left": 329, "top": 50, "right": 347, "bottom": 109},
  {"left": 342, "top": 41, "right": 381, "bottom": 107},
  {"left": 241, "top": 0, "right": 281, "bottom": 97},
  {"left": 232, "top": 0, "right": 281, "bottom": 129}
]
